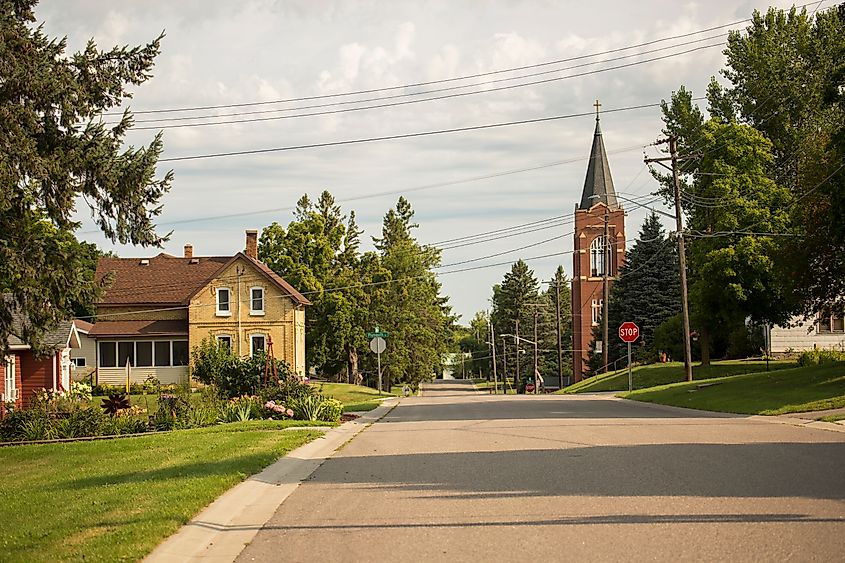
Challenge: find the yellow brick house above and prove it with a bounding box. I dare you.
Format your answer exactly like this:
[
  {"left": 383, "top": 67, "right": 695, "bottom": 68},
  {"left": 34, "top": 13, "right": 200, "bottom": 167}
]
[{"left": 89, "top": 230, "right": 308, "bottom": 385}]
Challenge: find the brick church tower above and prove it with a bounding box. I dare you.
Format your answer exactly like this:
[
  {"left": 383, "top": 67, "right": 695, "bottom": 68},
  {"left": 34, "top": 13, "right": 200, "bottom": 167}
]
[{"left": 571, "top": 106, "right": 626, "bottom": 383}]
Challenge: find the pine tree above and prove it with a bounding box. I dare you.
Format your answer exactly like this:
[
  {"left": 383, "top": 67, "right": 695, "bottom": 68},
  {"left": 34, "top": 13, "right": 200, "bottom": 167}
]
[
  {"left": 492, "top": 260, "right": 540, "bottom": 387},
  {"left": 0, "top": 1, "right": 172, "bottom": 355},
  {"left": 607, "top": 213, "right": 680, "bottom": 364}
]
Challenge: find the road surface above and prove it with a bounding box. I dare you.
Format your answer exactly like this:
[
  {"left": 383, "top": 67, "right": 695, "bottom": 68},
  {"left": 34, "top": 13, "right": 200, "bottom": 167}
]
[{"left": 238, "top": 380, "right": 845, "bottom": 562}]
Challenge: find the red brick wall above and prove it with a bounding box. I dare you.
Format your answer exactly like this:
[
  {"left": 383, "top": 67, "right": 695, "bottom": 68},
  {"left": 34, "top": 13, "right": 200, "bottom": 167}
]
[{"left": 572, "top": 205, "right": 626, "bottom": 382}]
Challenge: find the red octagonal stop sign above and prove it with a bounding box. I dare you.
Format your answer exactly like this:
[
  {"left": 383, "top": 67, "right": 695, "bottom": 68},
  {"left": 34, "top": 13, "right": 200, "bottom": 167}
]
[{"left": 619, "top": 321, "right": 640, "bottom": 343}]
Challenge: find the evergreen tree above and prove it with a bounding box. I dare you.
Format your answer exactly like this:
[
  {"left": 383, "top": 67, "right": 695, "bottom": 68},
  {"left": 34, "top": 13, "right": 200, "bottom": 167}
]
[
  {"left": 372, "top": 197, "right": 453, "bottom": 388},
  {"left": 491, "top": 260, "right": 540, "bottom": 386},
  {"left": 0, "top": 1, "right": 172, "bottom": 355},
  {"left": 606, "top": 213, "right": 680, "bottom": 364}
]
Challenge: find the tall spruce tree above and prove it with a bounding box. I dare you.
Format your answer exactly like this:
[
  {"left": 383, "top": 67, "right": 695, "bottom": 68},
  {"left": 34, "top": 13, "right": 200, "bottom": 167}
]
[
  {"left": 0, "top": 1, "right": 172, "bottom": 355},
  {"left": 372, "top": 197, "right": 453, "bottom": 388},
  {"left": 607, "top": 213, "right": 680, "bottom": 365},
  {"left": 492, "top": 260, "right": 540, "bottom": 386}
]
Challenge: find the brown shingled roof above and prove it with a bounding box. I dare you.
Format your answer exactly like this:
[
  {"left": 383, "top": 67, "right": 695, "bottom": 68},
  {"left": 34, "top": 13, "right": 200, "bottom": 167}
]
[
  {"left": 96, "top": 252, "right": 309, "bottom": 307},
  {"left": 88, "top": 320, "right": 188, "bottom": 337},
  {"left": 96, "top": 255, "right": 230, "bottom": 305}
]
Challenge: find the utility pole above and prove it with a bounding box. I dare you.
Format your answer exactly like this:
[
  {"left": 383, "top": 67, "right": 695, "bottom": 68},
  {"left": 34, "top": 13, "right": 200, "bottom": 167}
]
[
  {"left": 515, "top": 318, "right": 520, "bottom": 392},
  {"left": 533, "top": 308, "right": 539, "bottom": 394},
  {"left": 501, "top": 335, "right": 508, "bottom": 392},
  {"left": 554, "top": 278, "right": 564, "bottom": 388},
  {"left": 602, "top": 208, "right": 610, "bottom": 374},
  {"left": 489, "top": 313, "right": 498, "bottom": 394},
  {"left": 644, "top": 135, "right": 695, "bottom": 382}
]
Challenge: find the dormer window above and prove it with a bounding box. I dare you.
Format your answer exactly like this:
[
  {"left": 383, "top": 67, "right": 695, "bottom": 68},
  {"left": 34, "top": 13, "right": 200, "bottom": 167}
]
[
  {"left": 250, "top": 287, "right": 265, "bottom": 315},
  {"left": 216, "top": 288, "right": 231, "bottom": 316}
]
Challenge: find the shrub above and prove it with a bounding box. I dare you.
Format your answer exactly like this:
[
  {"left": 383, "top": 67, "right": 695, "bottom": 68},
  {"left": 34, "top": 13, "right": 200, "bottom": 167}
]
[
  {"left": 68, "top": 381, "right": 93, "bottom": 402},
  {"left": 262, "top": 400, "right": 294, "bottom": 419},
  {"left": 797, "top": 349, "right": 845, "bottom": 366},
  {"left": 317, "top": 398, "right": 344, "bottom": 422},
  {"left": 191, "top": 337, "right": 297, "bottom": 398},
  {"left": 289, "top": 394, "right": 324, "bottom": 421},
  {"left": 258, "top": 377, "right": 315, "bottom": 405},
  {"left": 0, "top": 409, "right": 51, "bottom": 442}
]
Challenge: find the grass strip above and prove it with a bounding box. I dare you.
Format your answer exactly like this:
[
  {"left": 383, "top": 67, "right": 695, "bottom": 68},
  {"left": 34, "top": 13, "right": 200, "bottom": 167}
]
[
  {"left": 0, "top": 421, "right": 323, "bottom": 562},
  {"left": 561, "top": 360, "right": 796, "bottom": 394},
  {"left": 620, "top": 362, "right": 845, "bottom": 415}
]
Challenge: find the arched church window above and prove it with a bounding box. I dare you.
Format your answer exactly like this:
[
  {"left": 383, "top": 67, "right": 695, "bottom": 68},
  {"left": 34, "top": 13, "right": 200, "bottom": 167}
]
[{"left": 590, "top": 236, "right": 612, "bottom": 277}]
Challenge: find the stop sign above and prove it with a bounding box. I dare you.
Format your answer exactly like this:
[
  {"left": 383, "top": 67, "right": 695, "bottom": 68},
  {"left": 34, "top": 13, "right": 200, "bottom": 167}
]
[{"left": 619, "top": 322, "right": 640, "bottom": 343}]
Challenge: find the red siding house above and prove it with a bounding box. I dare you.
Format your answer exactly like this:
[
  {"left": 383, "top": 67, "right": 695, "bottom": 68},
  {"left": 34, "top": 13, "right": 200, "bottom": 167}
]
[{"left": 1, "top": 296, "right": 81, "bottom": 413}]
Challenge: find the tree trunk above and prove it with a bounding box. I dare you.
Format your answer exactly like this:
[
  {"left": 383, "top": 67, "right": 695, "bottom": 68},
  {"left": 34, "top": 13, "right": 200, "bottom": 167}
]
[
  {"left": 346, "top": 345, "right": 359, "bottom": 385},
  {"left": 700, "top": 327, "right": 711, "bottom": 367}
]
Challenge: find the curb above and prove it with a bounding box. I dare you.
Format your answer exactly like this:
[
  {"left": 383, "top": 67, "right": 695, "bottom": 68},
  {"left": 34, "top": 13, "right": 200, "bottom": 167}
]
[{"left": 144, "top": 398, "right": 399, "bottom": 563}]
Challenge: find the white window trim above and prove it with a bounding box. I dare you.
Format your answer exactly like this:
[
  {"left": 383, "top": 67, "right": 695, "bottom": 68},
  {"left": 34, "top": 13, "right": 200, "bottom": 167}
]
[
  {"left": 216, "top": 287, "right": 232, "bottom": 317},
  {"left": 4, "top": 355, "right": 17, "bottom": 402},
  {"left": 250, "top": 333, "right": 267, "bottom": 357},
  {"left": 591, "top": 299, "right": 602, "bottom": 326},
  {"left": 249, "top": 286, "right": 265, "bottom": 316}
]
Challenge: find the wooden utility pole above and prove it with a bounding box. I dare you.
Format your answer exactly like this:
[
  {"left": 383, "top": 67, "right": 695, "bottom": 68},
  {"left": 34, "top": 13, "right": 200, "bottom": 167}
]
[
  {"left": 489, "top": 314, "right": 498, "bottom": 394},
  {"left": 533, "top": 308, "right": 539, "bottom": 394},
  {"left": 501, "top": 335, "right": 509, "bottom": 392},
  {"left": 553, "top": 278, "right": 564, "bottom": 388},
  {"left": 644, "top": 135, "right": 695, "bottom": 382},
  {"left": 515, "top": 318, "right": 520, "bottom": 391},
  {"left": 602, "top": 209, "right": 610, "bottom": 373}
]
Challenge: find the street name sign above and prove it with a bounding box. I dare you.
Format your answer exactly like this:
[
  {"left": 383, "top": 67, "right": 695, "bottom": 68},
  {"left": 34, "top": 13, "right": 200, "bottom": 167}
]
[{"left": 367, "top": 331, "right": 389, "bottom": 339}]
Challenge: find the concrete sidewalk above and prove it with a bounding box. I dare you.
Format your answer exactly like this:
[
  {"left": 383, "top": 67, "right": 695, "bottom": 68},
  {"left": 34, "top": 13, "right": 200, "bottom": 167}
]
[{"left": 144, "top": 400, "right": 398, "bottom": 563}]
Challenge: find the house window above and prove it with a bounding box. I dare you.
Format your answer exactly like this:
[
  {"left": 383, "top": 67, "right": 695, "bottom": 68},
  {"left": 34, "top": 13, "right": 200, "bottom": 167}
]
[
  {"left": 172, "top": 341, "right": 189, "bottom": 366},
  {"left": 154, "top": 341, "right": 171, "bottom": 367},
  {"left": 71, "top": 358, "right": 87, "bottom": 368},
  {"left": 591, "top": 299, "right": 603, "bottom": 325},
  {"left": 590, "top": 236, "right": 612, "bottom": 277},
  {"left": 4, "top": 355, "right": 16, "bottom": 402},
  {"left": 818, "top": 314, "right": 832, "bottom": 333},
  {"left": 251, "top": 334, "right": 266, "bottom": 356},
  {"left": 136, "top": 341, "right": 153, "bottom": 367},
  {"left": 118, "top": 342, "right": 135, "bottom": 367},
  {"left": 216, "top": 287, "right": 231, "bottom": 316},
  {"left": 833, "top": 316, "right": 844, "bottom": 333},
  {"left": 217, "top": 335, "right": 232, "bottom": 350},
  {"left": 250, "top": 287, "right": 265, "bottom": 315},
  {"left": 99, "top": 342, "right": 117, "bottom": 368}
]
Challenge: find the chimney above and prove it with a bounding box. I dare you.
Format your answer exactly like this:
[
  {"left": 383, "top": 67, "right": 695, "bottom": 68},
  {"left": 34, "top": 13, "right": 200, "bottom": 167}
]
[
  {"left": 183, "top": 244, "right": 193, "bottom": 258},
  {"left": 245, "top": 229, "right": 258, "bottom": 260}
]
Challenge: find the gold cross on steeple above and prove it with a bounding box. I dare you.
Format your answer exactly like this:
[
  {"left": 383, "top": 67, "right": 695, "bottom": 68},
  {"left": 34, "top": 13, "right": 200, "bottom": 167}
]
[{"left": 593, "top": 99, "right": 601, "bottom": 120}]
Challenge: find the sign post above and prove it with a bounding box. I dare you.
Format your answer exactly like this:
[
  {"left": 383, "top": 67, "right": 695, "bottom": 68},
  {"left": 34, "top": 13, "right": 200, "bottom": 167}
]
[
  {"left": 618, "top": 322, "right": 640, "bottom": 392},
  {"left": 367, "top": 327, "right": 389, "bottom": 394}
]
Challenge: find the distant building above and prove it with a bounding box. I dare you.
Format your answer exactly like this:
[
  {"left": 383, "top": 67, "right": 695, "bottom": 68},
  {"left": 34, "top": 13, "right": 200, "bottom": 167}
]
[
  {"left": 571, "top": 107, "right": 626, "bottom": 383},
  {"left": 768, "top": 312, "right": 845, "bottom": 354}
]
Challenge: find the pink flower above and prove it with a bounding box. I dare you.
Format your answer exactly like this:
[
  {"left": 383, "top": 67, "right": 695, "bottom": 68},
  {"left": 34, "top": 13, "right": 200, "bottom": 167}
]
[{"left": 286, "top": 409, "right": 294, "bottom": 418}]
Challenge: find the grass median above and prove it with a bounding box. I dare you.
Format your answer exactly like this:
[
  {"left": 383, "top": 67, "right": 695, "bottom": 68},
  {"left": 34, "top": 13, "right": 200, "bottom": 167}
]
[
  {"left": 620, "top": 362, "right": 845, "bottom": 415},
  {"left": 0, "top": 420, "right": 326, "bottom": 562}
]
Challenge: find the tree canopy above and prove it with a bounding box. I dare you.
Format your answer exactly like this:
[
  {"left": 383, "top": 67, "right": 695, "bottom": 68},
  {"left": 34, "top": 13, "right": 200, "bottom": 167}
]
[{"left": 0, "top": 0, "right": 172, "bottom": 355}]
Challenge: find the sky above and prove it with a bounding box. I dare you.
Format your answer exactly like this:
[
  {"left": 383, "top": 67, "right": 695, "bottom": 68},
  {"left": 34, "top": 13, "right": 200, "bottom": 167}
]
[{"left": 38, "top": 0, "right": 817, "bottom": 322}]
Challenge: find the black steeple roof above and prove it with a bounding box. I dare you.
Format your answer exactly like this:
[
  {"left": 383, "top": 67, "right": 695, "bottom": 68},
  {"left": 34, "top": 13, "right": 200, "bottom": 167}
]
[{"left": 578, "top": 112, "right": 620, "bottom": 210}]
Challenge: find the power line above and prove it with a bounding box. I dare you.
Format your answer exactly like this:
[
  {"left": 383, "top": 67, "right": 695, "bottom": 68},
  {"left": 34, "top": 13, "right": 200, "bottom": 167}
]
[
  {"left": 126, "top": 39, "right": 726, "bottom": 130},
  {"left": 158, "top": 102, "right": 663, "bottom": 162},
  {"left": 107, "top": 19, "right": 752, "bottom": 117}
]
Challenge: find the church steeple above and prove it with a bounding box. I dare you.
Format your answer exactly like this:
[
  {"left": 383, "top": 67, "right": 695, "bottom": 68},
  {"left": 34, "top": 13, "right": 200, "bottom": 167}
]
[{"left": 578, "top": 100, "right": 619, "bottom": 210}]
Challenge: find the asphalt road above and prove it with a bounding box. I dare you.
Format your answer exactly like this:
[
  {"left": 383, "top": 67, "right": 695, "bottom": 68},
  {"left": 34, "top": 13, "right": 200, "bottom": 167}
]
[{"left": 238, "top": 380, "right": 845, "bottom": 562}]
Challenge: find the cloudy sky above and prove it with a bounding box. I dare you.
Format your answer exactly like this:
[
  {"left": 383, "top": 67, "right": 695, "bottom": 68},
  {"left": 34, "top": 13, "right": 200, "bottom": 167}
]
[{"left": 40, "top": 0, "right": 816, "bottom": 321}]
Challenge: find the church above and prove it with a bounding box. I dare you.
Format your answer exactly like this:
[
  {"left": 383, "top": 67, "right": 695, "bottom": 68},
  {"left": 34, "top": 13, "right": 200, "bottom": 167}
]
[{"left": 571, "top": 104, "right": 626, "bottom": 382}]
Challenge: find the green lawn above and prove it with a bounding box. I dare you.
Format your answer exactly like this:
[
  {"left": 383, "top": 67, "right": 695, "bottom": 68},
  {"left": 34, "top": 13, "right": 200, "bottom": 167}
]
[
  {"left": 620, "top": 362, "right": 845, "bottom": 415},
  {"left": 0, "top": 421, "right": 324, "bottom": 562},
  {"left": 315, "top": 382, "right": 395, "bottom": 413},
  {"left": 560, "top": 360, "right": 796, "bottom": 394}
]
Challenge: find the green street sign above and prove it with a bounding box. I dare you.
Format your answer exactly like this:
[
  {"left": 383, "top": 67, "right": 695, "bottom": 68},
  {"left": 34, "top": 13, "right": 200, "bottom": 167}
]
[{"left": 367, "top": 331, "right": 389, "bottom": 338}]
